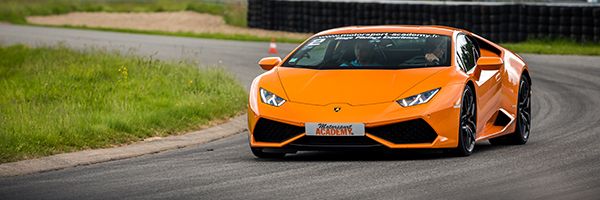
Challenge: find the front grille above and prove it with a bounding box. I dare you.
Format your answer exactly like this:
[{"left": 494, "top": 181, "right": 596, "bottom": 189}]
[
  {"left": 253, "top": 118, "right": 304, "bottom": 143},
  {"left": 289, "top": 136, "right": 381, "bottom": 147},
  {"left": 366, "top": 119, "right": 437, "bottom": 144}
]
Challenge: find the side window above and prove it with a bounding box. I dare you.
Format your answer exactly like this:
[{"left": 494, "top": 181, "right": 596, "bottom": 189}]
[
  {"left": 455, "top": 34, "right": 477, "bottom": 72},
  {"left": 470, "top": 36, "right": 481, "bottom": 62}
]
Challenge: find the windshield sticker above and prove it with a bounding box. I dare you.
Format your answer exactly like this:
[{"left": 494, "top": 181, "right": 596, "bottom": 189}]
[
  {"left": 319, "top": 33, "right": 440, "bottom": 41},
  {"left": 288, "top": 58, "right": 298, "bottom": 63},
  {"left": 307, "top": 38, "right": 326, "bottom": 46}
]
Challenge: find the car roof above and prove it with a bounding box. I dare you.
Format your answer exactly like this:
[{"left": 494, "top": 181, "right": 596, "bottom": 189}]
[{"left": 314, "top": 25, "right": 465, "bottom": 37}]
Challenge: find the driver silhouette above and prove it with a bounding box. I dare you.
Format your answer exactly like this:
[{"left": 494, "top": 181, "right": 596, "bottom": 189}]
[
  {"left": 340, "top": 40, "right": 379, "bottom": 67},
  {"left": 425, "top": 37, "right": 447, "bottom": 65}
]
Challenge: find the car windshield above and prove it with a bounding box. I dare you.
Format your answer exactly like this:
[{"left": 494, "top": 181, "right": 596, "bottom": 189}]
[{"left": 283, "top": 33, "right": 451, "bottom": 69}]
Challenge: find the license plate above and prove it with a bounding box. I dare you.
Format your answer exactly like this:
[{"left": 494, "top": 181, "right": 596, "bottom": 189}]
[{"left": 305, "top": 123, "right": 365, "bottom": 136}]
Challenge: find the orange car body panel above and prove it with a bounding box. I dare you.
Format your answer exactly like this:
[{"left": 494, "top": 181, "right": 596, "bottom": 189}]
[{"left": 248, "top": 25, "right": 529, "bottom": 149}]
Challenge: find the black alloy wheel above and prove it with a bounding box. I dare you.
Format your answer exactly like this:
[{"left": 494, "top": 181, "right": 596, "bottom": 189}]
[
  {"left": 453, "top": 85, "right": 477, "bottom": 156},
  {"left": 490, "top": 76, "right": 531, "bottom": 145}
]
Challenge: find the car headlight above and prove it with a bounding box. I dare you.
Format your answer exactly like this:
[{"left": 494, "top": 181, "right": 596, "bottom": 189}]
[
  {"left": 260, "top": 88, "right": 286, "bottom": 107},
  {"left": 397, "top": 88, "right": 440, "bottom": 107}
]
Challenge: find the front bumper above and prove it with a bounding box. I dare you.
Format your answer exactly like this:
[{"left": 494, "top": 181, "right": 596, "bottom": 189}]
[{"left": 248, "top": 84, "right": 464, "bottom": 150}]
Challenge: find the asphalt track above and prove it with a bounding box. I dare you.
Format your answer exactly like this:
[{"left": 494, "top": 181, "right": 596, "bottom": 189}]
[{"left": 1, "top": 24, "right": 600, "bottom": 199}]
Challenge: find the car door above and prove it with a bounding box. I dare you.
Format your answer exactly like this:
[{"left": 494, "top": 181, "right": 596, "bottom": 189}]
[{"left": 455, "top": 34, "right": 502, "bottom": 134}]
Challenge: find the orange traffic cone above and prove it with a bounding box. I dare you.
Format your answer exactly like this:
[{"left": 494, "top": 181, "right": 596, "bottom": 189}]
[{"left": 268, "top": 38, "right": 278, "bottom": 54}]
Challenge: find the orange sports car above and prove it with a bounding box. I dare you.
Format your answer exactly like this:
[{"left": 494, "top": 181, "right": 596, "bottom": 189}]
[{"left": 248, "top": 25, "right": 531, "bottom": 157}]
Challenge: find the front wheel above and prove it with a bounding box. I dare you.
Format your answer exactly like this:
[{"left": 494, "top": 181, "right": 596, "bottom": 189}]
[
  {"left": 251, "top": 147, "right": 286, "bottom": 158},
  {"left": 451, "top": 85, "right": 477, "bottom": 156}
]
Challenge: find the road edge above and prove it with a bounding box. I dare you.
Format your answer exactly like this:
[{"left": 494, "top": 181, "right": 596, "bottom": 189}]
[{"left": 0, "top": 115, "right": 247, "bottom": 177}]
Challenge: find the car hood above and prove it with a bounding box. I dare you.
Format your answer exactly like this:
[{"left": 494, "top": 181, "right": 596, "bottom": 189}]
[{"left": 276, "top": 67, "right": 447, "bottom": 106}]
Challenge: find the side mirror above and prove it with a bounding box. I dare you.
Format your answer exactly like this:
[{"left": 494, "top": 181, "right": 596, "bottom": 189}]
[
  {"left": 258, "top": 57, "right": 282, "bottom": 70},
  {"left": 476, "top": 57, "right": 503, "bottom": 70}
]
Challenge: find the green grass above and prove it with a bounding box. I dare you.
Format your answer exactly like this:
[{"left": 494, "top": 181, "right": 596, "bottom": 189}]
[
  {"left": 501, "top": 39, "right": 600, "bottom": 56},
  {"left": 40, "top": 24, "right": 307, "bottom": 44},
  {"left": 0, "top": 45, "right": 247, "bottom": 163},
  {"left": 0, "top": 0, "right": 247, "bottom": 27}
]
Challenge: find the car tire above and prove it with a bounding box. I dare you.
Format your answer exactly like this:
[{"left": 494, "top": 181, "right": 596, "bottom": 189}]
[
  {"left": 451, "top": 85, "right": 477, "bottom": 156},
  {"left": 490, "top": 76, "right": 531, "bottom": 145},
  {"left": 251, "top": 147, "right": 286, "bottom": 158}
]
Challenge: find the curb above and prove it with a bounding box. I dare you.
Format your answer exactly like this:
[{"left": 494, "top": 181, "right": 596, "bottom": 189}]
[{"left": 0, "top": 115, "right": 247, "bottom": 177}]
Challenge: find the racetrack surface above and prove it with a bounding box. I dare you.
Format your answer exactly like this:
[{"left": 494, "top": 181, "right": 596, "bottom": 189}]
[{"left": 1, "top": 24, "right": 600, "bottom": 199}]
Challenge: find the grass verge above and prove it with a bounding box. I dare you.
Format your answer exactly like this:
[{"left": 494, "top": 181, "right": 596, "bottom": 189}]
[
  {"left": 37, "top": 24, "right": 307, "bottom": 44},
  {"left": 501, "top": 39, "right": 600, "bottom": 56},
  {"left": 0, "top": 0, "right": 247, "bottom": 27},
  {"left": 30, "top": 23, "right": 600, "bottom": 54},
  {"left": 0, "top": 45, "right": 247, "bottom": 163}
]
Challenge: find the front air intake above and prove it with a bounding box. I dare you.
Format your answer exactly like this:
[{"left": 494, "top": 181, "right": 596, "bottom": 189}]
[
  {"left": 252, "top": 118, "right": 305, "bottom": 143},
  {"left": 367, "top": 119, "right": 438, "bottom": 144}
]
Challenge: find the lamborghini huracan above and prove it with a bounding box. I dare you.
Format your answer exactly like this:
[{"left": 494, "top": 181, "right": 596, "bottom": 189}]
[{"left": 248, "top": 25, "right": 531, "bottom": 157}]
